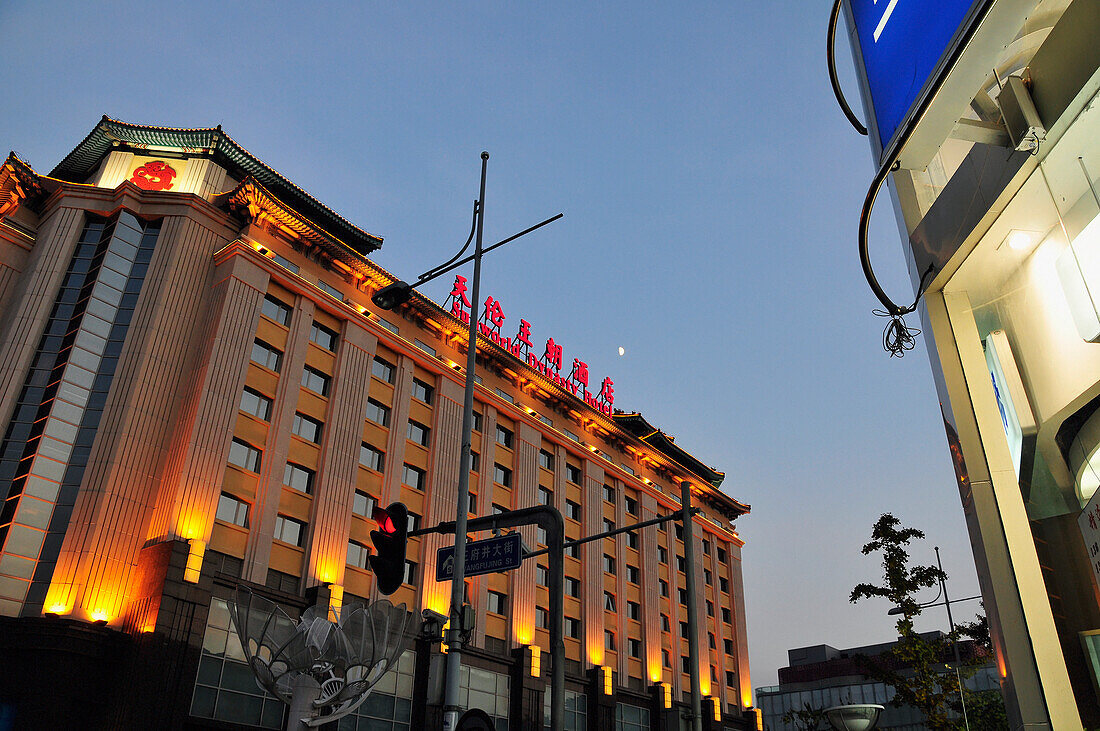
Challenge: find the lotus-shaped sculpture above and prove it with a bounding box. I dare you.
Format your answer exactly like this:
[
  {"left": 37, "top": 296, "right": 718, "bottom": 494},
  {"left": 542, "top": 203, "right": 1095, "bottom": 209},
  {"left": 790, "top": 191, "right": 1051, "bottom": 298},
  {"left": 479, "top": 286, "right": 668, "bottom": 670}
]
[{"left": 227, "top": 586, "right": 416, "bottom": 727}]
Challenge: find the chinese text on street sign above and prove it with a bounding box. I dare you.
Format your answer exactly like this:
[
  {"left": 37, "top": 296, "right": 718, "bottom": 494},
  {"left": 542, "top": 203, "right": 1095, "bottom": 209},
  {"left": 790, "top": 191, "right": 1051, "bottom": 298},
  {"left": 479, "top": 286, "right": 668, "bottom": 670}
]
[{"left": 436, "top": 533, "right": 523, "bottom": 581}]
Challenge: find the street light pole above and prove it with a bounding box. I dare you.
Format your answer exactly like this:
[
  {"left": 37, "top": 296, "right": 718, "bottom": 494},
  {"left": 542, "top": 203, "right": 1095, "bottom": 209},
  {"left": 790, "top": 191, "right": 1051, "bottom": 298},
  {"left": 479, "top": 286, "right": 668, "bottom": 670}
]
[
  {"left": 441, "top": 151, "right": 489, "bottom": 731},
  {"left": 681, "top": 481, "right": 704, "bottom": 731},
  {"left": 935, "top": 546, "right": 969, "bottom": 731}
]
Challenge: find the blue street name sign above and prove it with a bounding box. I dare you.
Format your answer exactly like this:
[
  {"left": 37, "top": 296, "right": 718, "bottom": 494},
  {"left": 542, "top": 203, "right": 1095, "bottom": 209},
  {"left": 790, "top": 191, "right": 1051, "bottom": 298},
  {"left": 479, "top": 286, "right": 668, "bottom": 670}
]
[{"left": 436, "top": 533, "right": 523, "bottom": 581}]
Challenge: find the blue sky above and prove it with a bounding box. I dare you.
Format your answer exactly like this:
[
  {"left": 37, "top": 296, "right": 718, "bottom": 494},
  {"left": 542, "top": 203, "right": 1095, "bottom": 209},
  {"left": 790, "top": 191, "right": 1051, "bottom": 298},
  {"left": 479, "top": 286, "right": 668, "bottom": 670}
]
[{"left": 0, "top": 1, "right": 982, "bottom": 687}]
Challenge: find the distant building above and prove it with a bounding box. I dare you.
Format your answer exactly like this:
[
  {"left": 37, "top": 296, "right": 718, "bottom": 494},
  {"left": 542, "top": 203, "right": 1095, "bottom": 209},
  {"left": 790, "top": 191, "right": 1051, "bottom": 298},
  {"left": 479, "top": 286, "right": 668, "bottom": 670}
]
[
  {"left": 756, "top": 634, "right": 999, "bottom": 731},
  {"left": 0, "top": 118, "right": 754, "bottom": 729}
]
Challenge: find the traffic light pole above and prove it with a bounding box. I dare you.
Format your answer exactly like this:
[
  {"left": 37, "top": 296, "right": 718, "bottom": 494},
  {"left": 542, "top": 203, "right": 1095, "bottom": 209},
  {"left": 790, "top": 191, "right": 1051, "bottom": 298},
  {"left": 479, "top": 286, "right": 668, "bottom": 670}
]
[
  {"left": 441, "top": 152, "right": 489, "bottom": 731},
  {"left": 681, "top": 481, "right": 704, "bottom": 731}
]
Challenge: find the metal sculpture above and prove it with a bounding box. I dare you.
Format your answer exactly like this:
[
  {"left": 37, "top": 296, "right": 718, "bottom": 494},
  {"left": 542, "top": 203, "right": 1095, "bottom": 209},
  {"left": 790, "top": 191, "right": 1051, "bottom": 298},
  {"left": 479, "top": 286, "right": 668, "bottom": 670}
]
[{"left": 227, "top": 586, "right": 415, "bottom": 729}]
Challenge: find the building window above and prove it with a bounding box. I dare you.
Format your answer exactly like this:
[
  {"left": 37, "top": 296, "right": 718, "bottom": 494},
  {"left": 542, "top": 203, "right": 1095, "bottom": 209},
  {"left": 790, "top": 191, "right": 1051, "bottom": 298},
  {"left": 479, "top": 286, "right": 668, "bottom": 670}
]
[
  {"left": 565, "top": 542, "right": 579, "bottom": 559},
  {"left": 488, "top": 591, "right": 507, "bottom": 614},
  {"left": 705, "top": 569, "right": 713, "bottom": 586},
  {"left": 538, "top": 449, "right": 554, "bottom": 470},
  {"left": 627, "top": 601, "right": 640, "bottom": 620},
  {"left": 216, "top": 492, "right": 250, "bottom": 527},
  {"left": 566, "top": 464, "right": 581, "bottom": 484},
  {"left": 402, "top": 464, "right": 426, "bottom": 491},
  {"left": 274, "top": 515, "right": 306, "bottom": 547},
  {"left": 681, "top": 656, "right": 691, "bottom": 673},
  {"left": 240, "top": 387, "right": 273, "bottom": 421},
  {"left": 472, "top": 411, "right": 482, "bottom": 432},
  {"left": 494, "top": 464, "right": 512, "bottom": 488},
  {"left": 493, "top": 503, "right": 508, "bottom": 516},
  {"left": 675, "top": 524, "right": 684, "bottom": 541},
  {"left": 565, "top": 576, "right": 580, "bottom": 597},
  {"left": 680, "top": 621, "right": 689, "bottom": 639},
  {"left": 718, "top": 547, "right": 728, "bottom": 563},
  {"left": 261, "top": 294, "right": 292, "bottom": 325},
  {"left": 603, "top": 484, "right": 615, "bottom": 503},
  {"left": 603, "top": 518, "right": 615, "bottom": 534},
  {"left": 534, "top": 563, "right": 552, "bottom": 586},
  {"left": 604, "top": 592, "right": 616, "bottom": 612},
  {"left": 309, "top": 321, "right": 338, "bottom": 351},
  {"left": 702, "top": 539, "right": 711, "bottom": 556},
  {"left": 539, "top": 486, "right": 553, "bottom": 506},
  {"left": 470, "top": 450, "right": 480, "bottom": 472},
  {"left": 404, "top": 560, "right": 417, "bottom": 585},
  {"left": 493, "top": 387, "right": 513, "bottom": 404},
  {"left": 347, "top": 540, "right": 370, "bottom": 569},
  {"left": 414, "top": 339, "right": 436, "bottom": 356},
  {"left": 353, "top": 490, "right": 376, "bottom": 518},
  {"left": 292, "top": 412, "right": 323, "bottom": 444},
  {"left": 301, "top": 366, "right": 330, "bottom": 396},
  {"left": 720, "top": 577, "right": 729, "bottom": 593},
  {"left": 726, "top": 671, "right": 736, "bottom": 688},
  {"left": 372, "top": 357, "right": 395, "bottom": 384},
  {"left": 677, "top": 556, "right": 687, "bottom": 573},
  {"left": 709, "top": 633, "right": 716, "bottom": 649},
  {"left": 360, "top": 443, "right": 385, "bottom": 471},
  {"left": 228, "top": 438, "right": 262, "bottom": 473},
  {"left": 624, "top": 495, "right": 638, "bottom": 516},
  {"left": 283, "top": 463, "right": 314, "bottom": 494},
  {"left": 272, "top": 252, "right": 299, "bottom": 273},
  {"left": 605, "top": 630, "right": 616, "bottom": 651},
  {"left": 628, "top": 638, "right": 642, "bottom": 659},
  {"left": 658, "top": 546, "right": 668, "bottom": 564},
  {"left": 376, "top": 316, "right": 399, "bottom": 335},
  {"left": 250, "top": 339, "right": 282, "bottom": 372},
  {"left": 536, "top": 607, "right": 549, "bottom": 629},
  {"left": 406, "top": 511, "right": 421, "bottom": 533},
  {"left": 496, "top": 424, "right": 513, "bottom": 449},
  {"left": 620, "top": 464, "right": 635, "bottom": 476},
  {"left": 659, "top": 579, "right": 669, "bottom": 597},
  {"left": 626, "top": 531, "right": 638, "bottom": 550},
  {"left": 565, "top": 500, "right": 581, "bottom": 521},
  {"left": 626, "top": 565, "right": 639, "bottom": 584},
  {"left": 468, "top": 492, "right": 477, "bottom": 513},
  {"left": 317, "top": 280, "right": 343, "bottom": 300},
  {"left": 661, "top": 615, "right": 671, "bottom": 632},
  {"left": 406, "top": 419, "right": 431, "bottom": 447},
  {"left": 366, "top": 398, "right": 391, "bottom": 426},
  {"left": 724, "top": 639, "right": 734, "bottom": 655},
  {"left": 537, "top": 526, "right": 548, "bottom": 545},
  {"left": 707, "top": 601, "right": 715, "bottom": 617},
  {"left": 411, "top": 378, "right": 434, "bottom": 404},
  {"left": 565, "top": 617, "right": 581, "bottom": 639},
  {"left": 679, "top": 588, "right": 688, "bottom": 605},
  {"left": 663, "top": 650, "right": 671, "bottom": 668},
  {"left": 603, "top": 554, "right": 615, "bottom": 573},
  {"left": 722, "top": 608, "right": 732, "bottom": 624}
]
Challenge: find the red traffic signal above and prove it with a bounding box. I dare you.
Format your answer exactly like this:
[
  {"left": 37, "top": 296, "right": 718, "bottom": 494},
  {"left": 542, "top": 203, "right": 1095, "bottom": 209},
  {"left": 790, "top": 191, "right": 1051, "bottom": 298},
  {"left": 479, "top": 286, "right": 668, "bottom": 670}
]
[{"left": 369, "top": 502, "right": 409, "bottom": 595}]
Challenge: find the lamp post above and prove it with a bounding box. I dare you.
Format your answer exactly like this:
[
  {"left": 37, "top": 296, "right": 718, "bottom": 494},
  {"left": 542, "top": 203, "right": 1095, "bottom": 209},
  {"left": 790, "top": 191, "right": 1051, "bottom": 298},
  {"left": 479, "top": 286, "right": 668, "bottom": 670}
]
[
  {"left": 371, "top": 152, "right": 560, "bottom": 731},
  {"left": 887, "top": 547, "right": 981, "bottom": 730}
]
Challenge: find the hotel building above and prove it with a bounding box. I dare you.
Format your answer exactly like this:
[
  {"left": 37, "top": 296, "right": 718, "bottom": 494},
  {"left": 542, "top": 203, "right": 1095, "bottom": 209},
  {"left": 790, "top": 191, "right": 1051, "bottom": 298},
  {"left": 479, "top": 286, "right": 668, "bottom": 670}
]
[
  {"left": 837, "top": 0, "right": 1100, "bottom": 727},
  {"left": 0, "top": 118, "right": 753, "bottom": 730}
]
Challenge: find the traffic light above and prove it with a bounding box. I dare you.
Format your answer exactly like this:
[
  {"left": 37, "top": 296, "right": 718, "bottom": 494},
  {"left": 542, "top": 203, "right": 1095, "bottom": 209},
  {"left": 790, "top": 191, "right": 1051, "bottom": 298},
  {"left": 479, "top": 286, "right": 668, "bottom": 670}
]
[{"left": 369, "top": 502, "right": 409, "bottom": 595}]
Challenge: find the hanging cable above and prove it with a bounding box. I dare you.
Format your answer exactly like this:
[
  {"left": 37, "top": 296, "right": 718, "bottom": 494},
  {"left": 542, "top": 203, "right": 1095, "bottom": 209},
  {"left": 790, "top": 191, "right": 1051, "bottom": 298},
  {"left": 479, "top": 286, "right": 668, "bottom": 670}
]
[{"left": 827, "top": 0, "right": 868, "bottom": 136}]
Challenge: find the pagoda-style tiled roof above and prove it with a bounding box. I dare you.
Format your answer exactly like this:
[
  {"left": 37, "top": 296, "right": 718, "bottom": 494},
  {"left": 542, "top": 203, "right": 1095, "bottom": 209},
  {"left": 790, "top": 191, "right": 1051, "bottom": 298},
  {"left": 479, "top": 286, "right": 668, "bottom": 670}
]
[{"left": 50, "top": 116, "right": 383, "bottom": 255}]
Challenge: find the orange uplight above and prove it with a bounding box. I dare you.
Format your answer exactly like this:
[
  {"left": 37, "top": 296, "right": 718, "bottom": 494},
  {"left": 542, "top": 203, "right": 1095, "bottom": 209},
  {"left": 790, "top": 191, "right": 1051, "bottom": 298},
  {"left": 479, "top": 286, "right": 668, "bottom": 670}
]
[
  {"left": 659, "top": 682, "right": 672, "bottom": 709},
  {"left": 91, "top": 609, "right": 110, "bottom": 623},
  {"left": 647, "top": 661, "right": 663, "bottom": 684},
  {"left": 516, "top": 623, "right": 534, "bottom": 646},
  {"left": 330, "top": 584, "right": 344, "bottom": 614},
  {"left": 587, "top": 641, "right": 604, "bottom": 667},
  {"left": 46, "top": 603, "right": 68, "bottom": 615},
  {"left": 600, "top": 665, "right": 613, "bottom": 695},
  {"left": 184, "top": 539, "right": 206, "bottom": 583},
  {"left": 528, "top": 645, "right": 542, "bottom": 677},
  {"left": 711, "top": 696, "right": 721, "bottom": 721}
]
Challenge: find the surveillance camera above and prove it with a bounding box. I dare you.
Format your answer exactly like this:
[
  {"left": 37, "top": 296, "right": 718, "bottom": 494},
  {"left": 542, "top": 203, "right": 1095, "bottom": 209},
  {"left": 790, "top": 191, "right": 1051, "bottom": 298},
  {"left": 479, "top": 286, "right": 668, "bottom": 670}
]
[{"left": 422, "top": 608, "right": 447, "bottom": 624}]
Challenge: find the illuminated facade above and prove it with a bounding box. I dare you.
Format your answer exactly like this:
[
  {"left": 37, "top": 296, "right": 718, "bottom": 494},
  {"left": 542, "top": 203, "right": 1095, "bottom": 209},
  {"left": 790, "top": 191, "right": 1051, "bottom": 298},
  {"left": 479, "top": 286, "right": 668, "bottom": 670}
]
[
  {"left": 839, "top": 0, "right": 1100, "bottom": 728},
  {"left": 0, "top": 118, "right": 753, "bottom": 730}
]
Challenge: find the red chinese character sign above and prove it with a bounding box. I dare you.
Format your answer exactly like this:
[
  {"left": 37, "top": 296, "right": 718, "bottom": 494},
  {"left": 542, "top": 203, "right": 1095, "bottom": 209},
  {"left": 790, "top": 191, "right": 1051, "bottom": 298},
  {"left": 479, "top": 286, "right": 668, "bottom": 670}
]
[
  {"left": 130, "top": 161, "right": 177, "bottom": 191},
  {"left": 446, "top": 275, "right": 616, "bottom": 416}
]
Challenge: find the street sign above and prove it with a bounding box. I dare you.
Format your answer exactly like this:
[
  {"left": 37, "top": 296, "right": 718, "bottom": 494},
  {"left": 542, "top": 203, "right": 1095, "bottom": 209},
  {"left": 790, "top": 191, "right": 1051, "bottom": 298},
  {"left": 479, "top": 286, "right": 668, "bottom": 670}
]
[{"left": 436, "top": 533, "right": 523, "bottom": 581}]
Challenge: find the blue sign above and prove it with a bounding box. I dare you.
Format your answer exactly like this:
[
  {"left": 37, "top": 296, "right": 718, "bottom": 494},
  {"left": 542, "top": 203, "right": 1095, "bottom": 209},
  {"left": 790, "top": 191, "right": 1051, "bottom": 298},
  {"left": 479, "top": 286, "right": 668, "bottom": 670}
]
[
  {"left": 848, "top": 0, "right": 983, "bottom": 152},
  {"left": 436, "top": 533, "right": 523, "bottom": 581}
]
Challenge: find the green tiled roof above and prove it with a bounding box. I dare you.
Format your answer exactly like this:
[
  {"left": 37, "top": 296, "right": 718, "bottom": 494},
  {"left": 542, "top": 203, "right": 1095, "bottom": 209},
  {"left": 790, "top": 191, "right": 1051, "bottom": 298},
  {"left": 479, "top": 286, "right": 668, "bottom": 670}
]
[{"left": 50, "top": 117, "right": 382, "bottom": 254}]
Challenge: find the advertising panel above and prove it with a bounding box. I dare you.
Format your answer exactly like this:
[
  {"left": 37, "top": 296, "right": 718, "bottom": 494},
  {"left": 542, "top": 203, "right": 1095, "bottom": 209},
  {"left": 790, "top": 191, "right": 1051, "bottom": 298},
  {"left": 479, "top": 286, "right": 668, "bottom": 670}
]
[{"left": 847, "top": 0, "right": 985, "bottom": 154}]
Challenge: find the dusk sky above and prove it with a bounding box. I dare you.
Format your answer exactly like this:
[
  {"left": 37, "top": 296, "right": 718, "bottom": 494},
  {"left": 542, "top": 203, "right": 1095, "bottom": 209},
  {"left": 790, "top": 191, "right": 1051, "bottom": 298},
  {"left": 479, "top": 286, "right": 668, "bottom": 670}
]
[{"left": 0, "top": 2, "right": 983, "bottom": 688}]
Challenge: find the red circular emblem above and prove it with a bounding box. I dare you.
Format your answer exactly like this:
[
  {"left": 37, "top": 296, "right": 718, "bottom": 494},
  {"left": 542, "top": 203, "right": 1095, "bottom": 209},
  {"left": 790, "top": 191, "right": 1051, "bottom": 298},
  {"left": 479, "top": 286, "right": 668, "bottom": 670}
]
[{"left": 130, "top": 161, "right": 177, "bottom": 191}]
